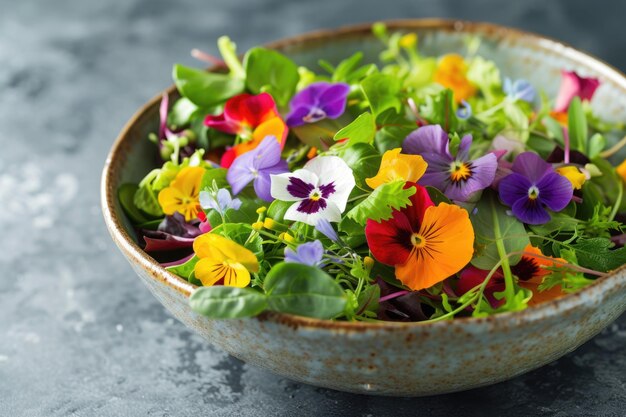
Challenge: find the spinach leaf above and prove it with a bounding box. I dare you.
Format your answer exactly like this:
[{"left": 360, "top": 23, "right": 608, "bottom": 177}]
[{"left": 190, "top": 286, "right": 268, "bottom": 319}]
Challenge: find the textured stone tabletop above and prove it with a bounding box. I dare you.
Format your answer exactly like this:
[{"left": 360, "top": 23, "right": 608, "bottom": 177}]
[{"left": 1, "top": 0, "right": 625, "bottom": 415}]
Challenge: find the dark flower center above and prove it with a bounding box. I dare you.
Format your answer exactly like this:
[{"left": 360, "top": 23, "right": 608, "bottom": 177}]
[
  {"left": 303, "top": 107, "right": 327, "bottom": 123},
  {"left": 449, "top": 161, "right": 473, "bottom": 183},
  {"left": 511, "top": 256, "right": 541, "bottom": 281}
]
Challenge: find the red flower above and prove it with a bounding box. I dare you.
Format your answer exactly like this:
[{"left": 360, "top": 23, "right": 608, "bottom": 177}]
[
  {"left": 457, "top": 245, "right": 565, "bottom": 307},
  {"left": 204, "top": 93, "right": 288, "bottom": 167},
  {"left": 365, "top": 183, "right": 474, "bottom": 290}
]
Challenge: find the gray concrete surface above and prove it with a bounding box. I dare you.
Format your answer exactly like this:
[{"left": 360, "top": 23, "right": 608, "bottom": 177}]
[{"left": 1, "top": 0, "right": 625, "bottom": 415}]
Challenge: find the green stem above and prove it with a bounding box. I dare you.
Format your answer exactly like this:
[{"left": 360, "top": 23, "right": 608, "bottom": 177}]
[
  {"left": 609, "top": 178, "right": 623, "bottom": 222},
  {"left": 491, "top": 197, "right": 516, "bottom": 308}
]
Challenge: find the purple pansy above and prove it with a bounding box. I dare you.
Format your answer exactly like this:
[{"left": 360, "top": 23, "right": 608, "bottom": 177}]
[
  {"left": 285, "top": 240, "right": 325, "bottom": 267},
  {"left": 270, "top": 156, "right": 355, "bottom": 226},
  {"left": 503, "top": 78, "right": 536, "bottom": 103},
  {"left": 402, "top": 125, "right": 498, "bottom": 202},
  {"left": 227, "top": 135, "right": 289, "bottom": 202},
  {"left": 498, "top": 152, "right": 573, "bottom": 225},
  {"left": 285, "top": 82, "right": 351, "bottom": 127}
]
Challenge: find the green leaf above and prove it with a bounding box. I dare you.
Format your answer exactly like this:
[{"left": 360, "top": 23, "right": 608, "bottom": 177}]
[
  {"left": 267, "top": 199, "right": 293, "bottom": 223},
  {"left": 167, "top": 97, "right": 200, "bottom": 128},
  {"left": 419, "top": 89, "right": 457, "bottom": 132},
  {"left": 173, "top": 64, "right": 244, "bottom": 107},
  {"left": 503, "top": 100, "right": 529, "bottom": 142},
  {"left": 587, "top": 133, "right": 606, "bottom": 159},
  {"left": 336, "top": 143, "right": 381, "bottom": 190},
  {"left": 356, "top": 284, "right": 380, "bottom": 316},
  {"left": 118, "top": 183, "right": 150, "bottom": 223},
  {"left": 338, "top": 216, "right": 367, "bottom": 247},
  {"left": 212, "top": 223, "right": 264, "bottom": 259},
  {"left": 466, "top": 56, "right": 501, "bottom": 104},
  {"left": 375, "top": 126, "right": 415, "bottom": 153},
  {"left": 570, "top": 238, "right": 626, "bottom": 272},
  {"left": 347, "top": 180, "right": 416, "bottom": 225},
  {"left": 244, "top": 47, "right": 299, "bottom": 107},
  {"left": 470, "top": 190, "right": 530, "bottom": 269},
  {"left": 200, "top": 168, "right": 228, "bottom": 191},
  {"left": 329, "top": 52, "right": 377, "bottom": 83},
  {"left": 568, "top": 96, "right": 588, "bottom": 153},
  {"left": 265, "top": 263, "right": 347, "bottom": 319},
  {"left": 360, "top": 73, "right": 403, "bottom": 117},
  {"left": 425, "top": 186, "right": 451, "bottom": 206},
  {"left": 190, "top": 286, "right": 268, "bottom": 319},
  {"left": 207, "top": 195, "right": 262, "bottom": 228},
  {"left": 166, "top": 255, "right": 199, "bottom": 281},
  {"left": 133, "top": 182, "right": 163, "bottom": 217},
  {"left": 333, "top": 112, "right": 376, "bottom": 146}
]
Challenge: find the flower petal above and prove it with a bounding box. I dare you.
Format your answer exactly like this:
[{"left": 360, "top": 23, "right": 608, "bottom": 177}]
[
  {"left": 285, "top": 106, "right": 311, "bottom": 127},
  {"left": 554, "top": 70, "right": 600, "bottom": 112},
  {"left": 396, "top": 203, "right": 474, "bottom": 290},
  {"left": 498, "top": 172, "right": 533, "bottom": 207},
  {"left": 536, "top": 171, "right": 573, "bottom": 212},
  {"left": 302, "top": 156, "right": 355, "bottom": 212},
  {"left": 285, "top": 240, "right": 324, "bottom": 266},
  {"left": 365, "top": 211, "right": 414, "bottom": 266},
  {"left": 284, "top": 199, "right": 342, "bottom": 225},
  {"left": 444, "top": 153, "right": 498, "bottom": 201},
  {"left": 402, "top": 125, "right": 449, "bottom": 157},
  {"left": 317, "top": 82, "right": 350, "bottom": 119},
  {"left": 511, "top": 197, "right": 551, "bottom": 225},
  {"left": 270, "top": 170, "right": 320, "bottom": 202},
  {"left": 224, "top": 92, "right": 278, "bottom": 126},
  {"left": 193, "top": 233, "right": 259, "bottom": 272},
  {"left": 511, "top": 152, "right": 552, "bottom": 183}
]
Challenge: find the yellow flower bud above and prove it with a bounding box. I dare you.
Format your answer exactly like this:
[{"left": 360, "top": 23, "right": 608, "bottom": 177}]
[
  {"left": 281, "top": 233, "right": 295, "bottom": 243},
  {"left": 555, "top": 166, "right": 586, "bottom": 190},
  {"left": 364, "top": 256, "right": 375, "bottom": 271},
  {"left": 256, "top": 206, "right": 267, "bottom": 214},
  {"left": 263, "top": 218, "right": 276, "bottom": 230},
  {"left": 251, "top": 221, "right": 264, "bottom": 230},
  {"left": 399, "top": 33, "right": 417, "bottom": 49}
]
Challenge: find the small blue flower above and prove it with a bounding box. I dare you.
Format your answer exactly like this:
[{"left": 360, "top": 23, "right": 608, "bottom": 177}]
[
  {"left": 199, "top": 187, "right": 242, "bottom": 216},
  {"left": 315, "top": 219, "right": 339, "bottom": 242},
  {"left": 456, "top": 100, "right": 472, "bottom": 120},
  {"left": 284, "top": 240, "right": 325, "bottom": 267},
  {"left": 503, "top": 78, "right": 536, "bottom": 103}
]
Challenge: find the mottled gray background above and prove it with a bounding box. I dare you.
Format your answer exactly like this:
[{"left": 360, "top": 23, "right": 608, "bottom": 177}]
[{"left": 1, "top": 0, "right": 625, "bottom": 416}]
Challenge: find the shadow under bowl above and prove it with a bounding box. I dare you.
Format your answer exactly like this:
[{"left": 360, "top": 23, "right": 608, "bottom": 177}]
[{"left": 101, "top": 19, "right": 626, "bottom": 396}]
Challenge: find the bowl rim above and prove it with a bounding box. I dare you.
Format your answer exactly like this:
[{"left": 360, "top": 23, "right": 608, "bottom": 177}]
[{"left": 102, "top": 18, "right": 626, "bottom": 332}]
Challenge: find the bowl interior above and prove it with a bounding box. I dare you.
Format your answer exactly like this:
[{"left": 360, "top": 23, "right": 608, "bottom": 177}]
[{"left": 105, "top": 19, "right": 626, "bottom": 320}]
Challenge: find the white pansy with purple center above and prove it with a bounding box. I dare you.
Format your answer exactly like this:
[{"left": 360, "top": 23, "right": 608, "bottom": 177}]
[{"left": 270, "top": 156, "right": 355, "bottom": 225}]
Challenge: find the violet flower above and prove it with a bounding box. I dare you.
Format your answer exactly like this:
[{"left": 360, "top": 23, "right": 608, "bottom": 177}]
[
  {"left": 498, "top": 152, "right": 573, "bottom": 224},
  {"left": 284, "top": 240, "right": 325, "bottom": 267},
  {"left": 456, "top": 100, "right": 472, "bottom": 120},
  {"left": 402, "top": 125, "right": 498, "bottom": 202},
  {"left": 285, "top": 82, "right": 350, "bottom": 127},
  {"left": 503, "top": 78, "right": 536, "bottom": 103},
  {"left": 554, "top": 70, "right": 600, "bottom": 112},
  {"left": 227, "top": 135, "right": 289, "bottom": 202}
]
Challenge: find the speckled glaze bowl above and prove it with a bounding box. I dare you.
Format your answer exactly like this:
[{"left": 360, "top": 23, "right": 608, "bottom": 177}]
[{"left": 102, "top": 20, "right": 626, "bottom": 396}]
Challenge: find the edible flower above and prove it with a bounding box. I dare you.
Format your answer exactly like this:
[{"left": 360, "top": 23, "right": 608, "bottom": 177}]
[
  {"left": 499, "top": 152, "right": 573, "bottom": 224},
  {"left": 433, "top": 54, "right": 477, "bottom": 103},
  {"left": 157, "top": 166, "right": 205, "bottom": 221},
  {"left": 285, "top": 82, "right": 351, "bottom": 127},
  {"left": 365, "top": 148, "right": 428, "bottom": 189},
  {"left": 227, "top": 135, "right": 289, "bottom": 201},
  {"left": 456, "top": 100, "right": 472, "bottom": 120},
  {"left": 457, "top": 245, "right": 565, "bottom": 307},
  {"left": 555, "top": 165, "right": 586, "bottom": 190},
  {"left": 284, "top": 240, "right": 325, "bottom": 266},
  {"left": 403, "top": 125, "right": 498, "bottom": 202},
  {"left": 199, "top": 187, "right": 242, "bottom": 216},
  {"left": 270, "top": 156, "right": 355, "bottom": 225},
  {"left": 315, "top": 219, "right": 339, "bottom": 242},
  {"left": 204, "top": 93, "right": 288, "bottom": 167},
  {"left": 193, "top": 233, "right": 259, "bottom": 287},
  {"left": 503, "top": 78, "right": 536, "bottom": 103},
  {"left": 554, "top": 70, "right": 600, "bottom": 113},
  {"left": 617, "top": 159, "right": 626, "bottom": 183},
  {"left": 365, "top": 183, "right": 474, "bottom": 290}
]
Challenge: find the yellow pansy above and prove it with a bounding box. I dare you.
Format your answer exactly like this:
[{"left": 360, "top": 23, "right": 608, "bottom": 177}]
[
  {"left": 555, "top": 166, "right": 586, "bottom": 190},
  {"left": 157, "top": 166, "right": 204, "bottom": 221},
  {"left": 193, "top": 234, "right": 259, "bottom": 287},
  {"left": 433, "top": 54, "right": 477, "bottom": 103},
  {"left": 365, "top": 148, "right": 428, "bottom": 189}
]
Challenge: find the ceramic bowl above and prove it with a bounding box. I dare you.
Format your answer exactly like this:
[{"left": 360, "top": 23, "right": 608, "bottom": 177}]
[{"left": 101, "top": 19, "right": 626, "bottom": 396}]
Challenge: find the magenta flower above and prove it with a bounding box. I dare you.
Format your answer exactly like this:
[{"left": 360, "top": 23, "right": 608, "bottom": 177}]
[
  {"left": 226, "top": 135, "right": 289, "bottom": 202},
  {"left": 285, "top": 82, "right": 351, "bottom": 127},
  {"left": 554, "top": 70, "right": 600, "bottom": 112},
  {"left": 402, "top": 125, "right": 498, "bottom": 202},
  {"left": 498, "top": 152, "right": 573, "bottom": 225}
]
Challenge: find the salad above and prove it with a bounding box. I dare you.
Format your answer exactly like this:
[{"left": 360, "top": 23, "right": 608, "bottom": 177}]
[{"left": 118, "top": 23, "right": 626, "bottom": 322}]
